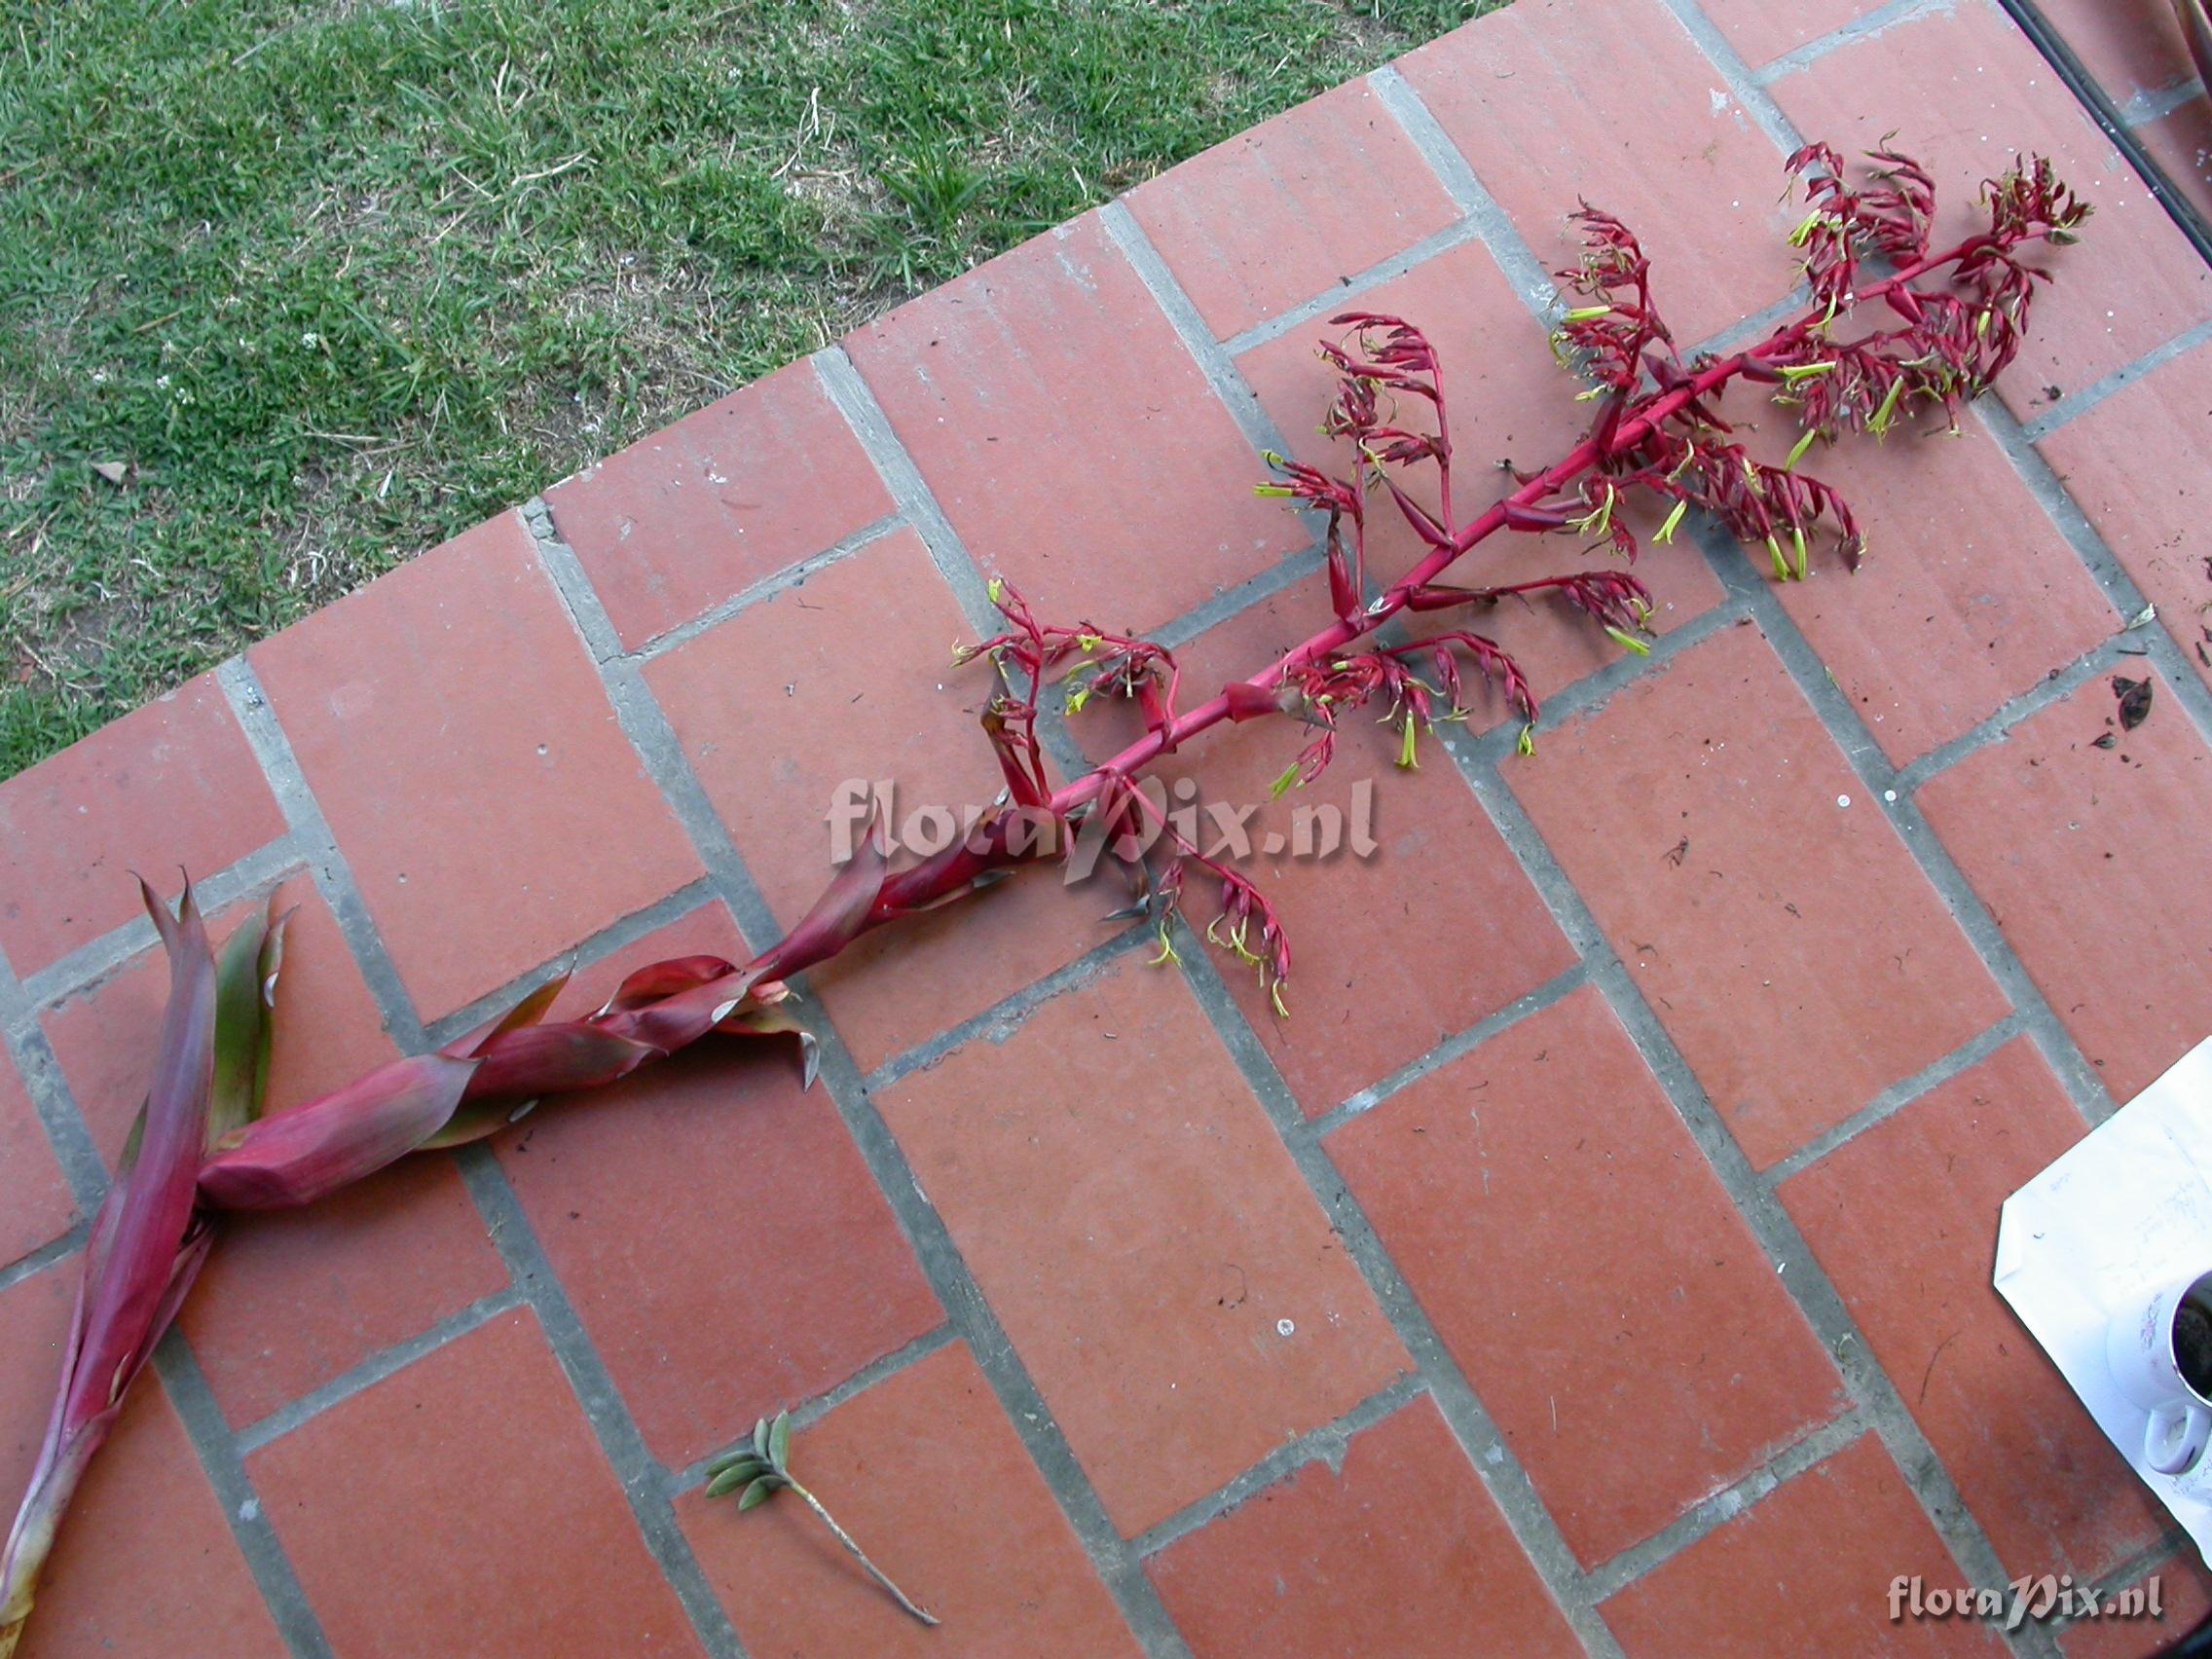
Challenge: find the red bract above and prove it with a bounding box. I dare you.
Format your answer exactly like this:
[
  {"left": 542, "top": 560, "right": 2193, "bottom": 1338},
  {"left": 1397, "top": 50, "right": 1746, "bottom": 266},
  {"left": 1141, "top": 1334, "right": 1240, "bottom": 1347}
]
[
  {"left": 3, "top": 140, "right": 2086, "bottom": 1650},
  {"left": 196, "top": 830, "right": 884, "bottom": 1209},
  {"left": 1, "top": 881, "right": 217, "bottom": 1656}
]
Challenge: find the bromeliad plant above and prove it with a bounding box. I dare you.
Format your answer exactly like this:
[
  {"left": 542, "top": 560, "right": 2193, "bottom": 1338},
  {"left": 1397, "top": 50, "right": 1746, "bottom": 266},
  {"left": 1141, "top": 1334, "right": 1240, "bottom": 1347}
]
[{"left": 3, "top": 141, "right": 2086, "bottom": 1649}]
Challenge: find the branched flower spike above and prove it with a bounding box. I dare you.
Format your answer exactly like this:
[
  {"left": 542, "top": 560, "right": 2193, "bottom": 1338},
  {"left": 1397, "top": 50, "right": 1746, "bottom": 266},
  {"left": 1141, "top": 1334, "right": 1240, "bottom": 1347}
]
[
  {"left": 6, "top": 139, "right": 2086, "bottom": 1653},
  {"left": 704, "top": 1411, "right": 940, "bottom": 1628}
]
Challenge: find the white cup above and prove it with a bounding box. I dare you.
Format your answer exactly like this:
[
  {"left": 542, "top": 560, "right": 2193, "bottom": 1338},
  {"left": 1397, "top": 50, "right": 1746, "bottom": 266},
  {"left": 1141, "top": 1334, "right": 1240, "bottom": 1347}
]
[{"left": 2107, "top": 1270, "right": 2212, "bottom": 1476}]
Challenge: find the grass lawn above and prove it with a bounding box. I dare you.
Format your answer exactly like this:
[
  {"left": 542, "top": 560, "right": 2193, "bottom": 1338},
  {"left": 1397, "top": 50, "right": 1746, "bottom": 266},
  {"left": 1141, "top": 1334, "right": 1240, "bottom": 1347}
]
[{"left": 0, "top": 0, "right": 1497, "bottom": 777}]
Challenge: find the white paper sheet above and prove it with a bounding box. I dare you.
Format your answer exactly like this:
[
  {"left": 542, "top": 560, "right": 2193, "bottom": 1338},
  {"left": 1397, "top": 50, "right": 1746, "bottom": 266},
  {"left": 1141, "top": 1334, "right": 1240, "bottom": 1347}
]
[{"left": 1995, "top": 1033, "right": 2212, "bottom": 1554}]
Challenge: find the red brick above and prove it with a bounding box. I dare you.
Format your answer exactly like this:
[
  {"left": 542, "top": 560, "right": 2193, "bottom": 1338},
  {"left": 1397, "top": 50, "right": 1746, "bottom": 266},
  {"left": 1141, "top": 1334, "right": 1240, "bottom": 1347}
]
[
  {"left": 2134, "top": 99, "right": 2212, "bottom": 227},
  {"left": 1146, "top": 1395, "right": 1581, "bottom": 1658},
  {"left": 845, "top": 213, "right": 1306, "bottom": 633},
  {"left": 40, "top": 875, "right": 507, "bottom": 1427},
  {"left": 494, "top": 901, "right": 941, "bottom": 1466},
  {"left": 1918, "top": 668, "right": 2212, "bottom": 1102},
  {"left": 875, "top": 951, "right": 1408, "bottom": 1535},
  {"left": 2034, "top": 0, "right": 2203, "bottom": 104},
  {"left": 1779, "top": 1036, "right": 2165, "bottom": 1580},
  {"left": 0, "top": 1265, "right": 286, "bottom": 1659},
  {"left": 544, "top": 359, "right": 895, "bottom": 650},
  {"left": 1599, "top": 1433, "right": 2005, "bottom": 1656},
  {"left": 678, "top": 1341, "right": 1138, "bottom": 1657},
  {"left": 2061, "top": 1551, "right": 2212, "bottom": 1658},
  {"left": 1768, "top": 417, "right": 2118, "bottom": 764},
  {"left": 1330, "top": 985, "right": 1844, "bottom": 1562},
  {"left": 1696, "top": 0, "right": 1881, "bottom": 71},
  {"left": 1234, "top": 235, "right": 1726, "bottom": 697},
  {"left": 0, "top": 672, "right": 283, "bottom": 978},
  {"left": 644, "top": 524, "right": 1107, "bottom": 1072},
  {"left": 1078, "top": 579, "right": 1577, "bottom": 1116},
  {"left": 0, "top": 1047, "right": 72, "bottom": 1267},
  {"left": 1769, "top": 0, "right": 2212, "bottom": 416},
  {"left": 1124, "top": 79, "right": 1459, "bottom": 342},
  {"left": 251, "top": 510, "right": 703, "bottom": 1022},
  {"left": 1507, "top": 624, "right": 2010, "bottom": 1169},
  {"left": 2036, "top": 337, "right": 2212, "bottom": 698},
  {"left": 248, "top": 1307, "right": 701, "bottom": 1654},
  {"left": 1398, "top": 0, "right": 1806, "bottom": 349}
]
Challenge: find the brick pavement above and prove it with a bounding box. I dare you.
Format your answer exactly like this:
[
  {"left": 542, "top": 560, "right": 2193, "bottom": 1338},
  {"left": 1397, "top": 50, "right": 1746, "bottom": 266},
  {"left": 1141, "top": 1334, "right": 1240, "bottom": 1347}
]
[{"left": 5, "top": 0, "right": 2212, "bottom": 1652}]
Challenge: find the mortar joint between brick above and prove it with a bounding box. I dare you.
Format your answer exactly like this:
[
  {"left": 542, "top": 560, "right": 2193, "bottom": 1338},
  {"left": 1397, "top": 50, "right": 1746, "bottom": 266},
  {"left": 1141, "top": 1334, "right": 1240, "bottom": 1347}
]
[
  {"left": 449, "top": 1145, "right": 751, "bottom": 1658},
  {"left": 1652, "top": 0, "right": 1806, "bottom": 153},
  {"left": 419, "top": 876, "right": 719, "bottom": 1052},
  {"left": 1576, "top": 931, "right": 2050, "bottom": 1644},
  {"left": 149, "top": 1335, "right": 337, "bottom": 1658},
  {"left": 1688, "top": 520, "right": 2120, "bottom": 1126},
  {"left": 862, "top": 924, "right": 1151, "bottom": 1092},
  {"left": 233, "top": 1284, "right": 528, "bottom": 1456},
  {"left": 670, "top": 1324, "right": 961, "bottom": 1494},
  {"left": 1892, "top": 634, "right": 2136, "bottom": 795},
  {"left": 611, "top": 511, "right": 907, "bottom": 668},
  {"left": 1986, "top": 395, "right": 2212, "bottom": 702},
  {"left": 803, "top": 1031, "right": 1198, "bottom": 1657},
  {"left": 2015, "top": 317, "right": 2212, "bottom": 440},
  {"left": 1307, "top": 961, "right": 1593, "bottom": 1140},
  {"left": 1447, "top": 599, "right": 1751, "bottom": 773},
  {"left": 0, "top": 943, "right": 114, "bottom": 1210},
  {"left": 221, "top": 613, "right": 748, "bottom": 1657},
  {"left": 1575, "top": 1408, "right": 1870, "bottom": 1604},
  {"left": 1760, "top": 1011, "right": 2030, "bottom": 1187},
  {"left": 2059, "top": 1528, "right": 2197, "bottom": 1630},
  {"left": 807, "top": 350, "right": 1009, "bottom": 640},
  {"left": 17, "top": 835, "right": 314, "bottom": 1014},
  {"left": 0, "top": 1223, "right": 89, "bottom": 1296},
  {"left": 1746, "top": 0, "right": 1960, "bottom": 86},
  {"left": 1161, "top": 928, "right": 1628, "bottom": 1656},
  {"left": 1353, "top": 100, "right": 2048, "bottom": 1610},
  {"left": 1220, "top": 217, "right": 1486, "bottom": 357},
  {"left": 1097, "top": 200, "right": 1293, "bottom": 461},
  {"left": 1127, "top": 1374, "right": 1428, "bottom": 1561},
  {"left": 1415, "top": 528, "right": 2040, "bottom": 1627},
  {"left": 526, "top": 468, "right": 1195, "bottom": 1658},
  {"left": 214, "top": 655, "right": 430, "bottom": 1050},
  {"left": 1974, "top": 400, "right": 2212, "bottom": 759},
  {"left": 1365, "top": 67, "right": 1562, "bottom": 318}
]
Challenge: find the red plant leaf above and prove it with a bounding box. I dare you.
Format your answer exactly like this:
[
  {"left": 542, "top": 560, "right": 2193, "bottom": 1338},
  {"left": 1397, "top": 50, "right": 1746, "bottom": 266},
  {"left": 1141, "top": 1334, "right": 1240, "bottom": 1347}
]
[
  {"left": 592, "top": 955, "right": 742, "bottom": 1015},
  {"left": 443, "top": 971, "right": 573, "bottom": 1058},
  {"left": 450, "top": 1024, "right": 662, "bottom": 1109},
  {"left": 72, "top": 879, "right": 217, "bottom": 1412},
  {"left": 596, "top": 968, "right": 767, "bottom": 1053},
  {"left": 198, "top": 1051, "right": 480, "bottom": 1209},
  {"left": 252, "top": 906, "right": 293, "bottom": 1123},
  {"left": 765, "top": 805, "right": 889, "bottom": 973},
  {"left": 207, "top": 902, "right": 273, "bottom": 1148},
  {"left": 718, "top": 995, "right": 820, "bottom": 1089}
]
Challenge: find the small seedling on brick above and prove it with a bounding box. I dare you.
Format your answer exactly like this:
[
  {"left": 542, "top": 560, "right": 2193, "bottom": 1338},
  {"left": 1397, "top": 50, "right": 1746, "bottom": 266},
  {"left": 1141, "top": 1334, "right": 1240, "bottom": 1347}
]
[{"left": 704, "top": 1410, "right": 940, "bottom": 1628}]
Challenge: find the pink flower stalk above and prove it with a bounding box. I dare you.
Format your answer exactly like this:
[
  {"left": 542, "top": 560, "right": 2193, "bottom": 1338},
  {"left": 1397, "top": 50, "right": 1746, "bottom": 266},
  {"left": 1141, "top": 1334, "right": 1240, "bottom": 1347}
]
[
  {"left": 1, "top": 883, "right": 217, "bottom": 1658},
  {"left": 2, "top": 142, "right": 2086, "bottom": 1648}
]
